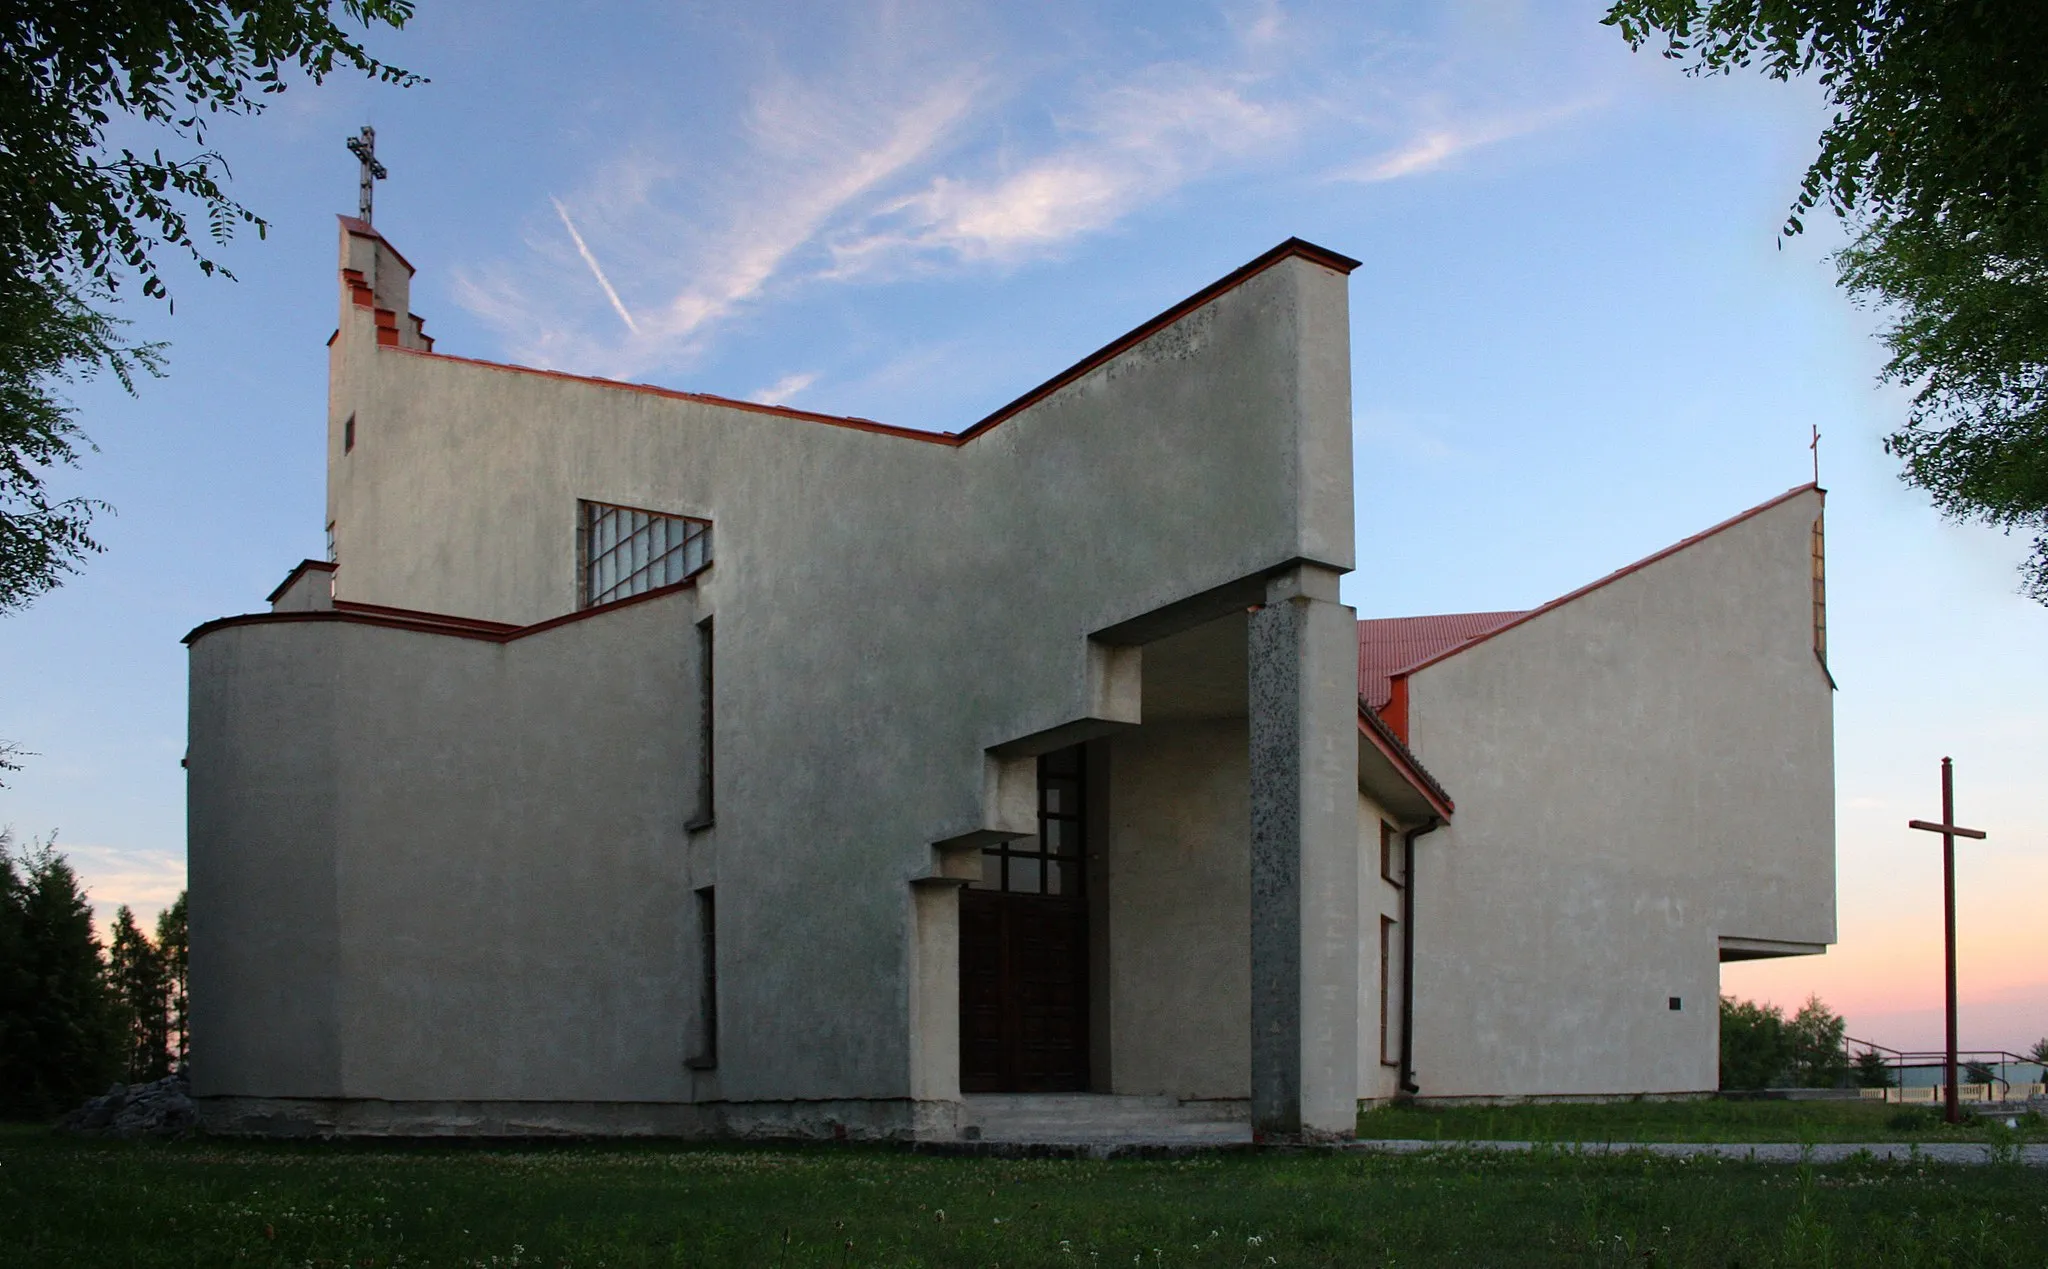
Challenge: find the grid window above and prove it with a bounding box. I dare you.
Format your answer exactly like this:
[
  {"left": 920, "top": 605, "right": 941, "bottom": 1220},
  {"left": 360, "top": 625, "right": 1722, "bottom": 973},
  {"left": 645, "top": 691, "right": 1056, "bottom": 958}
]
[
  {"left": 581, "top": 500, "right": 712, "bottom": 608},
  {"left": 970, "top": 744, "right": 1086, "bottom": 896}
]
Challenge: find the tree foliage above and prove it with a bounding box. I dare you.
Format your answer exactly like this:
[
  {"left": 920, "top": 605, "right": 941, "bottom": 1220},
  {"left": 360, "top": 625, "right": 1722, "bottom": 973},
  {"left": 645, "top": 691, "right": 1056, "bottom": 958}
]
[
  {"left": 156, "top": 891, "right": 189, "bottom": 1066},
  {"left": 0, "top": 830, "right": 189, "bottom": 1119},
  {"left": 0, "top": 279, "right": 161, "bottom": 613},
  {"left": 1719, "top": 995, "right": 1788, "bottom": 1090},
  {"left": 0, "top": 1, "right": 419, "bottom": 611},
  {"left": 0, "top": 829, "right": 121, "bottom": 1118},
  {"left": 108, "top": 905, "right": 170, "bottom": 1083},
  {"left": 1851, "top": 1046, "right": 1894, "bottom": 1089},
  {"left": 1604, "top": 1, "right": 2048, "bottom": 600},
  {"left": 1719, "top": 993, "right": 1851, "bottom": 1089},
  {"left": 1785, "top": 994, "right": 1850, "bottom": 1087}
]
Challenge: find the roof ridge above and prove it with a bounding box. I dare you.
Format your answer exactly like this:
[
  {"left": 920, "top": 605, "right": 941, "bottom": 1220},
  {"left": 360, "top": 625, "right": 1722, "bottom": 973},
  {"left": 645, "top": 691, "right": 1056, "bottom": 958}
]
[{"left": 1388, "top": 482, "right": 1823, "bottom": 681}]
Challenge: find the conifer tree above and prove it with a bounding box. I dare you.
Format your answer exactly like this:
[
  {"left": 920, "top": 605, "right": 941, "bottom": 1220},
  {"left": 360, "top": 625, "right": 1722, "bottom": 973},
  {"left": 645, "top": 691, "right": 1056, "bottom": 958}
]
[
  {"left": 156, "top": 891, "right": 188, "bottom": 1067},
  {"left": 0, "top": 842, "right": 32, "bottom": 1109},
  {"left": 108, "top": 905, "right": 169, "bottom": 1083},
  {"left": 3, "top": 833, "right": 119, "bottom": 1117}
]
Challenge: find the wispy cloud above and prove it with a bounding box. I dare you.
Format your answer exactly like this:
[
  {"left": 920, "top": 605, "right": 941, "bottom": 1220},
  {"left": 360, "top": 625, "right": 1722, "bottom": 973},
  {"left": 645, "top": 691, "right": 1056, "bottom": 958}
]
[
  {"left": 748, "top": 371, "right": 817, "bottom": 404},
  {"left": 453, "top": 3, "right": 1604, "bottom": 381},
  {"left": 825, "top": 67, "right": 1295, "bottom": 275},
  {"left": 1331, "top": 99, "right": 1603, "bottom": 184},
  {"left": 454, "top": 66, "right": 983, "bottom": 378}
]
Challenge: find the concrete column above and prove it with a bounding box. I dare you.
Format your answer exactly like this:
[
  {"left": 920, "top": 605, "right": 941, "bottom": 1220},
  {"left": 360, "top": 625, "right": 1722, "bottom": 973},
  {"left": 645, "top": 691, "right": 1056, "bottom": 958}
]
[{"left": 1248, "top": 564, "right": 1360, "bottom": 1141}]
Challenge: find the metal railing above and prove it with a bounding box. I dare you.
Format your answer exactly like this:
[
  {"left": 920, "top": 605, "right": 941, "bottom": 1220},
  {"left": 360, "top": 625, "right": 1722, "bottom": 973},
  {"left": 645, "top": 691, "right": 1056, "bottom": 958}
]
[{"left": 1843, "top": 1036, "right": 2046, "bottom": 1103}]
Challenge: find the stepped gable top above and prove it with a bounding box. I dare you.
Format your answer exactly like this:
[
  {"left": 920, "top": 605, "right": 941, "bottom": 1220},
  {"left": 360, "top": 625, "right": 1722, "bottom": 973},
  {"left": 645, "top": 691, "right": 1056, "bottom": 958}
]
[
  {"left": 341, "top": 217, "right": 1360, "bottom": 449},
  {"left": 1357, "top": 611, "right": 1525, "bottom": 711}
]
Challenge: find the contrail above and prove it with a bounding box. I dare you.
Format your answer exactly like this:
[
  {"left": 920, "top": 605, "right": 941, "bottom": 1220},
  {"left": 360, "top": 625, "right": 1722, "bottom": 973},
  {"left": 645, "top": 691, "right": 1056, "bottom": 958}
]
[{"left": 552, "top": 197, "right": 639, "bottom": 333}]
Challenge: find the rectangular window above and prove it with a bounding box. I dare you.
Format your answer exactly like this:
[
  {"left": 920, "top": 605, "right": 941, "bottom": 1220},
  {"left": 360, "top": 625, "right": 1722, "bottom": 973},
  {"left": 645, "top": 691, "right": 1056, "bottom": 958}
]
[
  {"left": 969, "top": 744, "right": 1086, "bottom": 896},
  {"left": 580, "top": 500, "right": 712, "bottom": 608},
  {"left": 343, "top": 412, "right": 356, "bottom": 454},
  {"left": 690, "top": 617, "right": 714, "bottom": 829},
  {"left": 1379, "top": 821, "right": 1404, "bottom": 888},
  {"left": 1380, "top": 915, "right": 1398, "bottom": 1066},
  {"left": 686, "top": 887, "right": 717, "bottom": 1070}
]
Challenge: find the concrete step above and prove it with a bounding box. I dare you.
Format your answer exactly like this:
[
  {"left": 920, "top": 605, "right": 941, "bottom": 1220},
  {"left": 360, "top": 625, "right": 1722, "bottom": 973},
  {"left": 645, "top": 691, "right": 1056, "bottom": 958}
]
[{"left": 961, "top": 1095, "right": 1252, "bottom": 1144}]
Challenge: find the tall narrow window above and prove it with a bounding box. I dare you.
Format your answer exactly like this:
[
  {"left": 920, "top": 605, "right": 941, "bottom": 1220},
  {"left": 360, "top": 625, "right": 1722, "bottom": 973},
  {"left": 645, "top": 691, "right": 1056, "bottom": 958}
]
[
  {"left": 1379, "top": 821, "right": 1404, "bottom": 887},
  {"left": 580, "top": 500, "right": 712, "bottom": 608},
  {"left": 687, "top": 887, "right": 717, "bottom": 1070},
  {"left": 343, "top": 412, "right": 356, "bottom": 454},
  {"left": 1380, "top": 915, "right": 1398, "bottom": 1067},
  {"left": 690, "top": 617, "right": 714, "bottom": 829}
]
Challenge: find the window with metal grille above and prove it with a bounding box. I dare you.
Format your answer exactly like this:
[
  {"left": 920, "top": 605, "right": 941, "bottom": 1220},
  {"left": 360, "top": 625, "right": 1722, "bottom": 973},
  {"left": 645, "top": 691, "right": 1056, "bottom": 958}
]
[{"left": 580, "top": 500, "right": 712, "bottom": 608}]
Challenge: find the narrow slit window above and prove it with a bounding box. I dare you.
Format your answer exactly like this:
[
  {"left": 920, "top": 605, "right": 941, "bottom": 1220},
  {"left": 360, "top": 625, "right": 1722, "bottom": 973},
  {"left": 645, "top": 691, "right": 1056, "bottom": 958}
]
[
  {"left": 687, "top": 887, "right": 717, "bottom": 1070},
  {"left": 343, "top": 413, "right": 356, "bottom": 454},
  {"left": 580, "top": 500, "right": 712, "bottom": 608},
  {"left": 1380, "top": 915, "right": 1398, "bottom": 1066},
  {"left": 691, "top": 617, "right": 714, "bottom": 828},
  {"left": 1379, "top": 821, "right": 1404, "bottom": 888}
]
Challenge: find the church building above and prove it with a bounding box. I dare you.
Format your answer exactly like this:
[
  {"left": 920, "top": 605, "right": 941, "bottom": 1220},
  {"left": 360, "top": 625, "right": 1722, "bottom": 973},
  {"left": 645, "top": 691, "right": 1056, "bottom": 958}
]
[{"left": 183, "top": 217, "right": 1836, "bottom": 1142}]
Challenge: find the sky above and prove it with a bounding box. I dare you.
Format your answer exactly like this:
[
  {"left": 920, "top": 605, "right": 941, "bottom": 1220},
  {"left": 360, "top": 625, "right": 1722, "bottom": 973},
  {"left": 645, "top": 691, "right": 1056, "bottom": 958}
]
[{"left": 0, "top": 0, "right": 2041, "bottom": 1055}]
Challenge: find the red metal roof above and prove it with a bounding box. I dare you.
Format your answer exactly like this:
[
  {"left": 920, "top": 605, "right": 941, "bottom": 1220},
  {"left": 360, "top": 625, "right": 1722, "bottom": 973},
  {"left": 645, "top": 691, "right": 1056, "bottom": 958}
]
[{"left": 1356, "top": 611, "right": 1526, "bottom": 710}]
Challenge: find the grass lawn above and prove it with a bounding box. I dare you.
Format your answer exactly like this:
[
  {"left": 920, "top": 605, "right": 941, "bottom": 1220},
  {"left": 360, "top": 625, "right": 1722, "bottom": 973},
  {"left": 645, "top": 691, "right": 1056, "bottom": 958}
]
[
  {"left": 1355, "top": 1098, "right": 2048, "bottom": 1145},
  {"left": 5, "top": 1127, "right": 2047, "bottom": 1268}
]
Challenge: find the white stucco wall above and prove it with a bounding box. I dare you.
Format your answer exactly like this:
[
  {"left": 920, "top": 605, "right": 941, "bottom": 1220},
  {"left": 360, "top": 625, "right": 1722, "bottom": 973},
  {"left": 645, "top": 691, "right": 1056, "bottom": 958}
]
[
  {"left": 190, "top": 226, "right": 1363, "bottom": 1122},
  {"left": 189, "top": 590, "right": 706, "bottom": 1102},
  {"left": 1403, "top": 488, "right": 1835, "bottom": 1098}
]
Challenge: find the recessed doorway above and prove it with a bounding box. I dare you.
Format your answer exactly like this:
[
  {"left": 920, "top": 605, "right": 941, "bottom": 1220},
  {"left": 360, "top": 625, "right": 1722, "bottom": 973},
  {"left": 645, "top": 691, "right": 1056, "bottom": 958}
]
[{"left": 959, "top": 744, "right": 1090, "bottom": 1092}]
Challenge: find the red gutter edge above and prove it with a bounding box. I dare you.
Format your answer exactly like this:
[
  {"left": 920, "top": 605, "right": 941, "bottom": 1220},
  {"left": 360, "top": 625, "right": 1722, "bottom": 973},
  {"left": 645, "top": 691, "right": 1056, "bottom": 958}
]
[
  {"left": 331, "top": 598, "right": 520, "bottom": 634},
  {"left": 374, "top": 237, "right": 1360, "bottom": 450},
  {"left": 1357, "top": 700, "right": 1454, "bottom": 820},
  {"left": 954, "top": 237, "right": 1362, "bottom": 442},
  {"left": 384, "top": 346, "right": 947, "bottom": 445},
  {"left": 186, "top": 572, "right": 703, "bottom": 647},
  {"left": 265, "top": 559, "right": 336, "bottom": 604},
  {"left": 1389, "top": 482, "right": 1825, "bottom": 684}
]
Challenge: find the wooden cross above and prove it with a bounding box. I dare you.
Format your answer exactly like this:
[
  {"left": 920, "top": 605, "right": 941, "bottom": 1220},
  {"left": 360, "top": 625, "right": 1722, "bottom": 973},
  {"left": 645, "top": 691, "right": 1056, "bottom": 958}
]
[
  {"left": 346, "top": 125, "right": 387, "bottom": 224},
  {"left": 1908, "top": 756, "right": 1987, "bottom": 1124}
]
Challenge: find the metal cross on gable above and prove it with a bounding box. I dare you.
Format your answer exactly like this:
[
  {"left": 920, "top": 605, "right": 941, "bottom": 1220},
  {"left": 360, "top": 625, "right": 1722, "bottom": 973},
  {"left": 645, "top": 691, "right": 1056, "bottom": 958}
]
[
  {"left": 1908, "top": 756, "right": 1988, "bottom": 1125},
  {"left": 346, "top": 125, "right": 387, "bottom": 224}
]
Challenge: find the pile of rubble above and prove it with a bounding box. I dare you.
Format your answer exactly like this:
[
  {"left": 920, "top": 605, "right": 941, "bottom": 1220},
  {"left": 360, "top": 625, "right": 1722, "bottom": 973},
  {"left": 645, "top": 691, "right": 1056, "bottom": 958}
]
[{"left": 56, "top": 1072, "right": 197, "bottom": 1138}]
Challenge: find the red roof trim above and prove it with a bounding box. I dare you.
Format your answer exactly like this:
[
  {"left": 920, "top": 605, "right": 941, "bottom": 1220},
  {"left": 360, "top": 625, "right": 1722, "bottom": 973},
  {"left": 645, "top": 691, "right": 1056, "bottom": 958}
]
[
  {"left": 374, "top": 237, "right": 1360, "bottom": 450},
  {"left": 265, "top": 559, "right": 336, "bottom": 604},
  {"left": 955, "top": 237, "right": 1362, "bottom": 442},
  {"left": 384, "top": 346, "right": 948, "bottom": 445},
  {"left": 338, "top": 214, "right": 416, "bottom": 275},
  {"left": 330, "top": 598, "right": 520, "bottom": 634},
  {"left": 1356, "top": 704, "right": 1455, "bottom": 820},
  {"left": 1391, "top": 483, "right": 1824, "bottom": 681},
  {"left": 187, "top": 572, "right": 702, "bottom": 647}
]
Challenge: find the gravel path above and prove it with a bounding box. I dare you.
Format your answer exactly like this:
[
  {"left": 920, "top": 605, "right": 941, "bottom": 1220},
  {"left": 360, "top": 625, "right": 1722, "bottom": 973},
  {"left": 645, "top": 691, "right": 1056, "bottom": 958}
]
[{"left": 1349, "top": 1139, "right": 2048, "bottom": 1166}]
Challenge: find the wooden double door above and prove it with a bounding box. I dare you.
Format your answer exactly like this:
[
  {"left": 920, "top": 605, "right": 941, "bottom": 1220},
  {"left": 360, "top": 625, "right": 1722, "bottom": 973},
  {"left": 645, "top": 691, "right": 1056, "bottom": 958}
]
[{"left": 959, "top": 745, "right": 1091, "bottom": 1093}]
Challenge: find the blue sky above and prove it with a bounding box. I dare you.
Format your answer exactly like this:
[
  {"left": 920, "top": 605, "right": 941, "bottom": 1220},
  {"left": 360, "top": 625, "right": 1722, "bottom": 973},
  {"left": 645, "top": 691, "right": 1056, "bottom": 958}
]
[{"left": 1, "top": 0, "right": 2041, "bottom": 1051}]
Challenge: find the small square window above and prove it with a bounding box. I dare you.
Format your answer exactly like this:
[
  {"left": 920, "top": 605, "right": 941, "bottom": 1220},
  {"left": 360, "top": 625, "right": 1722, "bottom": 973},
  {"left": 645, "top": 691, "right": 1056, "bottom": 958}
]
[{"left": 1669, "top": 996, "right": 1683, "bottom": 1011}]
